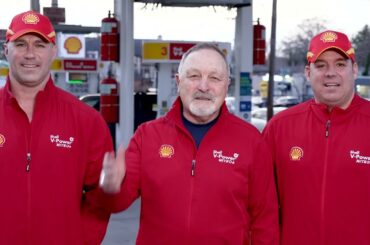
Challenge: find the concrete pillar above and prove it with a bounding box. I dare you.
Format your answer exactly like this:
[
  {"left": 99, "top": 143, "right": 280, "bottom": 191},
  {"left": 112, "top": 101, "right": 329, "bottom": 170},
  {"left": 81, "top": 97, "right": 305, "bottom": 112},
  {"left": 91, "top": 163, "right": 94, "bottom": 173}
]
[
  {"left": 115, "top": 0, "right": 135, "bottom": 147},
  {"left": 234, "top": 3, "right": 253, "bottom": 121},
  {"left": 156, "top": 63, "right": 173, "bottom": 118},
  {"left": 30, "top": 0, "right": 40, "bottom": 12}
]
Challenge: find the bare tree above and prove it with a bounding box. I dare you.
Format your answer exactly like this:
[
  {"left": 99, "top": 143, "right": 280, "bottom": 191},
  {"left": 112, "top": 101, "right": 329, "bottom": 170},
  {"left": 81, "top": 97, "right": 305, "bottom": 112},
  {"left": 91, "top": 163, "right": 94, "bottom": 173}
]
[
  {"left": 280, "top": 18, "right": 327, "bottom": 68},
  {"left": 351, "top": 25, "right": 370, "bottom": 75}
]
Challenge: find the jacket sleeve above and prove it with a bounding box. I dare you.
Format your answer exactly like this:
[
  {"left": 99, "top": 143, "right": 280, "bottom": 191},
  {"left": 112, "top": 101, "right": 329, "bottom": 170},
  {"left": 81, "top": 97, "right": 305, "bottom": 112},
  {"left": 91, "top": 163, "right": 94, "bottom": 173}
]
[
  {"left": 248, "top": 137, "right": 279, "bottom": 245},
  {"left": 106, "top": 127, "right": 142, "bottom": 213},
  {"left": 81, "top": 114, "right": 114, "bottom": 245},
  {"left": 262, "top": 121, "right": 277, "bottom": 163}
]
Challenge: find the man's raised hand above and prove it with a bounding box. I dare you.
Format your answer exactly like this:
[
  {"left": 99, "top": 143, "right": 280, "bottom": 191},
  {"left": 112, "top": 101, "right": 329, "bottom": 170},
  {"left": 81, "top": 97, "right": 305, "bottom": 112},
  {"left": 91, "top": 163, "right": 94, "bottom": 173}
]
[{"left": 100, "top": 145, "right": 126, "bottom": 194}]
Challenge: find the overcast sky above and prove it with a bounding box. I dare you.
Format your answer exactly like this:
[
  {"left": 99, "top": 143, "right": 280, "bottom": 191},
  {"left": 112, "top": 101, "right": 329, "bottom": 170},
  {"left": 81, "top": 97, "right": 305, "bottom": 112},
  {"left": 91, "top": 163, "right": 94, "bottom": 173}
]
[{"left": 1, "top": 0, "right": 369, "bottom": 49}]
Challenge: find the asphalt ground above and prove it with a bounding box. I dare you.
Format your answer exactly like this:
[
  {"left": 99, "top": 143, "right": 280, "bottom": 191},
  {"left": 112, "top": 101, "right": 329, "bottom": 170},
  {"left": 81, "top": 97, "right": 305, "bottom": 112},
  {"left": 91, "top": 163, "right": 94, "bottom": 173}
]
[{"left": 102, "top": 199, "right": 140, "bottom": 245}]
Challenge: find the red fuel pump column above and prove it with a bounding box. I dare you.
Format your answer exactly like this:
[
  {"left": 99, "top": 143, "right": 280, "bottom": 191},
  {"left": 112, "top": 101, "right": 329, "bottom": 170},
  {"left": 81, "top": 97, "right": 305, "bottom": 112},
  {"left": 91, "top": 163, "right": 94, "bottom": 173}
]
[
  {"left": 101, "top": 11, "right": 119, "bottom": 62},
  {"left": 100, "top": 11, "right": 120, "bottom": 149},
  {"left": 100, "top": 74, "right": 119, "bottom": 123},
  {"left": 253, "top": 19, "right": 266, "bottom": 65}
]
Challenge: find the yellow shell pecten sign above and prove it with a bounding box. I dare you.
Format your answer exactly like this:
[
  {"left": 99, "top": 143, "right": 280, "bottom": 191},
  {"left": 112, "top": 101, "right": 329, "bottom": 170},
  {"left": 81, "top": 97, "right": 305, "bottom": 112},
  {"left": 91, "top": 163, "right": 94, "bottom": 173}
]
[
  {"left": 0, "top": 68, "right": 9, "bottom": 76},
  {"left": 64, "top": 36, "right": 82, "bottom": 54}
]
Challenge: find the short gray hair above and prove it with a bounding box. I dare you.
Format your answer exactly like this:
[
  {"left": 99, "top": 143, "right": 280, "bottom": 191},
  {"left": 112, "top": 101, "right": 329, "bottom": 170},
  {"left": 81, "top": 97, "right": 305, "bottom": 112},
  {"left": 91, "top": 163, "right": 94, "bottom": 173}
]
[{"left": 177, "top": 43, "right": 230, "bottom": 77}]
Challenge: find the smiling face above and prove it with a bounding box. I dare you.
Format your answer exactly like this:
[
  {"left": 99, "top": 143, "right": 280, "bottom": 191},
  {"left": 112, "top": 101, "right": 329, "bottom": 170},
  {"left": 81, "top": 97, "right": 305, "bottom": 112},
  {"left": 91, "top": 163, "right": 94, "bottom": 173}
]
[
  {"left": 305, "top": 49, "right": 358, "bottom": 110},
  {"left": 4, "top": 34, "right": 57, "bottom": 89},
  {"left": 176, "top": 47, "right": 230, "bottom": 124}
]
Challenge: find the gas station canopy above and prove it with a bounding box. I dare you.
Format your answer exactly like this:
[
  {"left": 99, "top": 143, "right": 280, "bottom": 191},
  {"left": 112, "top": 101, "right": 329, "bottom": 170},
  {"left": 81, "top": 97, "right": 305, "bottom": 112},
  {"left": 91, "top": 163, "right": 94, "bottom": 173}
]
[{"left": 134, "top": 0, "right": 251, "bottom": 7}]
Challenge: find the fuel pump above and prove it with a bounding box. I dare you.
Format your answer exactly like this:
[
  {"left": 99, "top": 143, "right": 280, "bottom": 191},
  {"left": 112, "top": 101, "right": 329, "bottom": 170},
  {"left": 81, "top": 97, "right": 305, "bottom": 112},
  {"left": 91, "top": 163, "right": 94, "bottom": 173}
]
[
  {"left": 100, "top": 65, "right": 119, "bottom": 124},
  {"left": 253, "top": 19, "right": 266, "bottom": 65}
]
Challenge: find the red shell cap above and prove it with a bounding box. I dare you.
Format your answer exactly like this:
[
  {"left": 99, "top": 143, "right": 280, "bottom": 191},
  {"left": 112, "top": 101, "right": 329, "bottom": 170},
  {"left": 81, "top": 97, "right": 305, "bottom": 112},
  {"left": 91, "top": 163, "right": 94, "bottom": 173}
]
[
  {"left": 6, "top": 10, "right": 56, "bottom": 44},
  {"left": 306, "top": 30, "right": 355, "bottom": 63}
]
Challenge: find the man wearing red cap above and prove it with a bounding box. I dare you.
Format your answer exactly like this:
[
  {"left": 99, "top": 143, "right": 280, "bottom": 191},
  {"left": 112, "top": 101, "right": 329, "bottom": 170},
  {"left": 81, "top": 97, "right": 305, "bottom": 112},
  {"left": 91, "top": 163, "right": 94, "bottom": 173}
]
[
  {"left": 0, "top": 11, "right": 113, "bottom": 244},
  {"left": 263, "top": 30, "right": 370, "bottom": 245}
]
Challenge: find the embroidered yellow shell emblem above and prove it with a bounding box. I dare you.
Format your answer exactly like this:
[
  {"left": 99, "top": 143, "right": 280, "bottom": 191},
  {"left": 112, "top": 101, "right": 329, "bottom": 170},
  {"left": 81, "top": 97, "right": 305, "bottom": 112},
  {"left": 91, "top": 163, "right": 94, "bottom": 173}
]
[
  {"left": 290, "top": 146, "right": 303, "bottom": 161},
  {"left": 320, "top": 31, "right": 337, "bottom": 43},
  {"left": 159, "top": 144, "right": 174, "bottom": 158},
  {"left": 22, "top": 13, "right": 40, "bottom": 25}
]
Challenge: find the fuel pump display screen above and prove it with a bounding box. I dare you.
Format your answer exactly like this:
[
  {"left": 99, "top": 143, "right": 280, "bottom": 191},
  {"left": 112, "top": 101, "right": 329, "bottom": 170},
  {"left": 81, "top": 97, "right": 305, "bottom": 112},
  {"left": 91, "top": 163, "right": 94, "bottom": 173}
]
[{"left": 68, "top": 73, "right": 87, "bottom": 84}]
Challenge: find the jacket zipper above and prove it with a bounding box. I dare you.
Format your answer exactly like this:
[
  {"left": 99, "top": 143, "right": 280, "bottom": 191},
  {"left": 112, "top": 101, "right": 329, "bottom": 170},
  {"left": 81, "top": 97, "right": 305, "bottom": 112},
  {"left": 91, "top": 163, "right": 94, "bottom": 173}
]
[
  {"left": 320, "top": 119, "right": 331, "bottom": 244},
  {"left": 26, "top": 153, "right": 31, "bottom": 172},
  {"left": 187, "top": 159, "right": 196, "bottom": 234},
  {"left": 191, "top": 159, "right": 196, "bottom": 176},
  {"left": 325, "top": 120, "right": 331, "bottom": 138},
  {"left": 177, "top": 120, "right": 198, "bottom": 234},
  {"left": 25, "top": 113, "right": 32, "bottom": 243}
]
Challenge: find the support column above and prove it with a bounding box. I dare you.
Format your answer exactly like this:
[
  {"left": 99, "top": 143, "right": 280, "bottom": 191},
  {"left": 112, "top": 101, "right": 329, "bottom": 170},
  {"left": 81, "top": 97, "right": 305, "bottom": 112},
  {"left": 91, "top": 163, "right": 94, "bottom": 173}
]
[
  {"left": 30, "top": 0, "right": 40, "bottom": 12},
  {"left": 156, "top": 63, "right": 173, "bottom": 118},
  {"left": 115, "top": 0, "right": 135, "bottom": 147},
  {"left": 234, "top": 3, "right": 253, "bottom": 121}
]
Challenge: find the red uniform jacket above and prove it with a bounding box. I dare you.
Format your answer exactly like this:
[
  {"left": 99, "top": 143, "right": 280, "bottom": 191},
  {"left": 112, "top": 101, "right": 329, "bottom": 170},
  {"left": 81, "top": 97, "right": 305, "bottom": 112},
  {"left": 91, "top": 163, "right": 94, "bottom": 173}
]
[
  {"left": 110, "top": 98, "right": 279, "bottom": 245},
  {"left": 0, "top": 77, "right": 113, "bottom": 244},
  {"left": 263, "top": 95, "right": 370, "bottom": 245}
]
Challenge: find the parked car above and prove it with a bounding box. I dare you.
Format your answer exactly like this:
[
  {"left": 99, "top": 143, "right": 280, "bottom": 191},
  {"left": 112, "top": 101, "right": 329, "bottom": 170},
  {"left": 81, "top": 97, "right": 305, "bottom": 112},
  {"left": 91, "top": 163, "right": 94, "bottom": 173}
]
[
  {"left": 274, "top": 96, "right": 300, "bottom": 107},
  {"left": 225, "top": 96, "right": 236, "bottom": 114},
  {"left": 79, "top": 92, "right": 157, "bottom": 131},
  {"left": 225, "top": 96, "right": 270, "bottom": 132},
  {"left": 251, "top": 117, "right": 267, "bottom": 132},
  {"left": 79, "top": 93, "right": 100, "bottom": 110},
  {"left": 0, "top": 60, "right": 9, "bottom": 68},
  {"left": 251, "top": 106, "right": 287, "bottom": 121}
]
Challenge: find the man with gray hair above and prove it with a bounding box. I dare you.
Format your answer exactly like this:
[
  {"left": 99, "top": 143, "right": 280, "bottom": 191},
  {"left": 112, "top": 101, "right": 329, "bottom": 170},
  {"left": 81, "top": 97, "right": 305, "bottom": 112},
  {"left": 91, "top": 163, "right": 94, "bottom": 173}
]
[{"left": 101, "top": 43, "right": 279, "bottom": 244}]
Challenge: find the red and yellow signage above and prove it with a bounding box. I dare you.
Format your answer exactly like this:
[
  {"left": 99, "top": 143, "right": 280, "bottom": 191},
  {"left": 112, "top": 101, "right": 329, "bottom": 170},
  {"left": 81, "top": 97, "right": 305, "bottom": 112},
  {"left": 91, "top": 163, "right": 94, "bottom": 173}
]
[
  {"left": 169, "top": 42, "right": 196, "bottom": 60},
  {"left": 142, "top": 42, "right": 169, "bottom": 61},
  {"left": 142, "top": 41, "right": 196, "bottom": 63},
  {"left": 50, "top": 59, "right": 63, "bottom": 70},
  {"left": 0, "top": 68, "right": 9, "bottom": 76},
  {"left": 63, "top": 59, "right": 97, "bottom": 71},
  {"left": 142, "top": 41, "right": 230, "bottom": 64},
  {"left": 49, "top": 59, "right": 97, "bottom": 72},
  {"left": 64, "top": 37, "right": 82, "bottom": 54}
]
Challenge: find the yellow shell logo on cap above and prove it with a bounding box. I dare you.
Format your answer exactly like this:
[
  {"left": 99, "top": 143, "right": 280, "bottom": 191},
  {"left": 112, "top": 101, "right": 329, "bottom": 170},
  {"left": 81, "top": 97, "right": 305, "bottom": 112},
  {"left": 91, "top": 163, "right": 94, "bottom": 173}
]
[
  {"left": 320, "top": 31, "right": 337, "bottom": 43},
  {"left": 0, "top": 134, "right": 5, "bottom": 147},
  {"left": 290, "top": 146, "right": 303, "bottom": 161},
  {"left": 159, "top": 144, "right": 174, "bottom": 158},
  {"left": 22, "top": 13, "right": 40, "bottom": 25}
]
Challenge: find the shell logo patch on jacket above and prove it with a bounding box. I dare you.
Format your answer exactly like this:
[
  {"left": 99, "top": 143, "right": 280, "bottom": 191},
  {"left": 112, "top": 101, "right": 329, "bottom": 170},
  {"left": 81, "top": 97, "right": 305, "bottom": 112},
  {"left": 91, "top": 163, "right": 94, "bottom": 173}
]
[
  {"left": 159, "top": 144, "right": 174, "bottom": 158},
  {"left": 0, "top": 134, "right": 5, "bottom": 147},
  {"left": 290, "top": 146, "right": 303, "bottom": 161}
]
